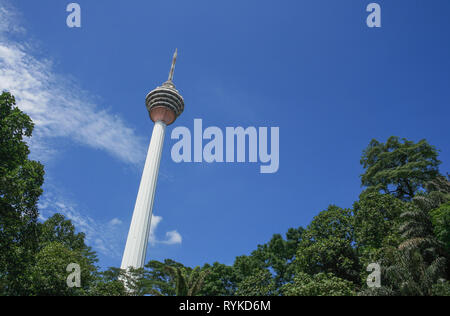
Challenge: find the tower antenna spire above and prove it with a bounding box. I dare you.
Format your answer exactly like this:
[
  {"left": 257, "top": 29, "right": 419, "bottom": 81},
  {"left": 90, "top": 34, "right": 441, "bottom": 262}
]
[{"left": 168, "top": 48, "right": 178, "bottom": 81}]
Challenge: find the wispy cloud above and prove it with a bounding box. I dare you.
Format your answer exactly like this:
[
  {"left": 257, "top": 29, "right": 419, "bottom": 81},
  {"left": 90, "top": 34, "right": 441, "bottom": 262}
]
[
  {"left": 0, "top": 1, "right": 146, "bottom": 165},
  {"left": 108, "top": 218, "right": 123, "bottom": 226},
  {"left": 39, "top": 192, "right": 123, "bottom": 258},
  {"left": 39, "top": 192, "right": 181, "bottom": 258},
  {"left": 0, "top": 3, "right": 25, "bottom": 35}
]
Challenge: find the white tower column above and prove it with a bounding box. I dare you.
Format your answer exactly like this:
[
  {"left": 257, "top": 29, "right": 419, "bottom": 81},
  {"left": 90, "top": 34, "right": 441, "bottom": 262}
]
[
  {"left": 121, "top": 49, "right": 184, "bottom": 274},
  {"left": 121, "top": 120, "right": 166, "bottom": 270}
]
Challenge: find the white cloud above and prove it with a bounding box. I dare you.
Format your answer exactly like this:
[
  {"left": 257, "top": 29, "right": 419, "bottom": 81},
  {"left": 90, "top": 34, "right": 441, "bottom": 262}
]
[
  {"left": 39, "top": 189, "right": 182, "bottom": 258},
  {"left": 0, "top": 1, "right": 146, "bottom": 165},
  {"left": 149, "top": 215, "right": 182, "bottom": 246},
  {"left": 149, "top": 215, "right": 163, "bottom": 246},
  {"left": 162, "top": 230, "right": 183, "bottom": 245},
  {"left": 108, "top": 218, "right": 123, "bottom": 226}
]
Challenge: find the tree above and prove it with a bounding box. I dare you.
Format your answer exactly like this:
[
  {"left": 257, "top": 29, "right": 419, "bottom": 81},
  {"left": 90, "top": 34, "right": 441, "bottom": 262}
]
[
  {"left": 29, "top": 215, "right": 101, "bottom": 296},
  {"left": 235, "top": 269, "right": 275, "bottom": 296},
  {"left": 399, "top": 203, "right": 442, "bottom": 262},
  {"left": 432, "top": 280, "right": 450, "bottom": 296},
  {"left": 360, "top": 177, "right": 450, "bottom": 296},
  {"left": 0, "top": 91, "right": 45, "bottom": 295},
  {"left": 295, "top": 206, "right": 361, "bottom": 284},
  {"left": 142, "top": 259, "right": 186, "bottom": 296},
  {"left": 88, "top": 278, "right": 128, "bottom": 296},
  {"left": 417, "top": 175, "right": 450, "bottom": 209},
  {"left": 362, "top": 248, "right": 447, "bottom": 296},
  {"left": 29, "top": 242, "right": 97, "bottom": 296},
  {"left": 360, "top": 136, "right": 440, "bottom": 200},
  {"left": 251, "top": 227, "right": 304, "bottom": 290},
  {"left": 146, "top": 264, "right": 210, "bottom": 296},
  {"left": 88, "top": 267, "right": 129, "bottom": 296},
  {"left": 199, "top": 262, "right": 237, "bottom": 296},
  {"left": 430, "top": 202, "right": 450, "bottom": 254},
  {"left": 38, "top": 214, "right": 97, "bottom": 266},
  {"left": 354, "top": 192, "right": 404, "bottom": 251},
  {"left": 417, "top": 176, "right": 450, "bottom": 254},
  {"left": 282, "top": 272, "right": 355, "bottom": 296},
  {"left": 399, "top": 177, "right": 450, "bottom": 265},
  {"left": 398, "top": 176, "right": 450, "bottom": 280},
  {"left": 39, "top": 214, "right": 87, "bottom": 251},
  {"left": 166, "top": 266, "right": 210, "bottom": 296}
]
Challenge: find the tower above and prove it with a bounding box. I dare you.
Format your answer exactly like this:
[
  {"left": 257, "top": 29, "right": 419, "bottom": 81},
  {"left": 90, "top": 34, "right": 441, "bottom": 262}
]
[{"left": 121, "top": 50, "right": 184, "bottom": 270}]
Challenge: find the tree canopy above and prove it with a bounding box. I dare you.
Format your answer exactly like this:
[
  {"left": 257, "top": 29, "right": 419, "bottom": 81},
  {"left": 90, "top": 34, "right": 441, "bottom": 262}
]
[
  {"left": 0, "top": 92, "right": 44, "bottom": 295},
  {"left": 1, "top": 91, "right": 449, "bottom": 296},
  {"left": 360, "top": 136, "right": 440, "bottom": 200}
]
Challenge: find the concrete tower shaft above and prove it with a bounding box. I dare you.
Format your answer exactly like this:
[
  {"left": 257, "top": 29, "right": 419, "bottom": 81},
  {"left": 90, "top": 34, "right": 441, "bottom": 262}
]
[{"left": 121, "top": 50, "right": 184, "bottom": 271}]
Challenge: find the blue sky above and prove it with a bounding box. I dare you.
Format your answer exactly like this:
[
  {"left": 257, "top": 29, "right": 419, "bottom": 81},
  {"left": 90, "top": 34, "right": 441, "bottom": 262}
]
[{"left": 1, "top": 0, "right": 449, "bottom": 269}]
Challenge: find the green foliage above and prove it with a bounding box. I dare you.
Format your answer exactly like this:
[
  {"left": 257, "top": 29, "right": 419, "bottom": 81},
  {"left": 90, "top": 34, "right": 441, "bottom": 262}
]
[
  {"left": 417, "top": 175, "right": 450, "bottom": 210},
  {"left": 143, "top": 263, "right": 210, "bottom": 296},
  {"left": 87, "top": 267, "right": 128, "bottom": 296},
  {"left": 0, "top": 91, "right": 45, "bottom": 295},
  {"left": 354, "top": 192, "right": 404, "bottom": 250},
  {"left": 39, "top": 214, "right": 86, "bottom": 251},
  {"left": 398, "top": 203, "right": 441, "bottom": 260},
  {"left": 296, "top": 206, "right": 361, "bottom": 284},
  {"left": 88, "top": 279, "right": 128, "bottom": 296},
  {"left": 2, "top": 96, "right": 449, "bottom": 297},
  {"left": 232, "top": 255, "right": 264, "bottom": 282},
  {"left": 199, "top": 262, "right": 237, "bottom": 296},
  {"left": 118, "top": 267, "right": 149, "bottom": 296},
  {"left": 399, "top": 178, "right": 449, "bottom": 262},
  {"left": 142, "top": 259, "right": 186, "bottom": 296},
  {"left": 0, "top": 92, "right": 35, "bottom": 170},
  {"left": 304, "top": 205, "right": 354, "bottom": 241},
  {"left": 372, "top": 248, "right": 446, "bottom": 296},
  {"left": 432, "top": 280, "right": 450, "bottom": 296},
  {"left": 29, "top": 242, "right": 96, "bottom": 296},
  {"left": 360, "top": 176, "right": 450, "bottom": 296},
  {"left": 235, "top": 269, "right": 275, "bottom": 296},
  {"left": 430, "top": 202, "right": 450, "bottom": 253},
  {"left": 360, "top": 136, "right": 440, "bottom": 200},
  {"left": 231, "top": 253, "right": 278, "bottom": 295},
  {"left": 164, "top": 266, "right": 210, "bottom": 296},
  {"left": 250, "top": 228, "right": 304, "bottom": 289},
  {"left": 27, "top": 214, "right": 105, "bottom": 296},
  {"left": 422, "top": 175, "right": 450, "bottom": 254},
  {"left": 282, "top": 272, "right": 355, "bottom": 296},
  {"left": 38, "top": 214, "right": 98, "bottom": 267}
]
